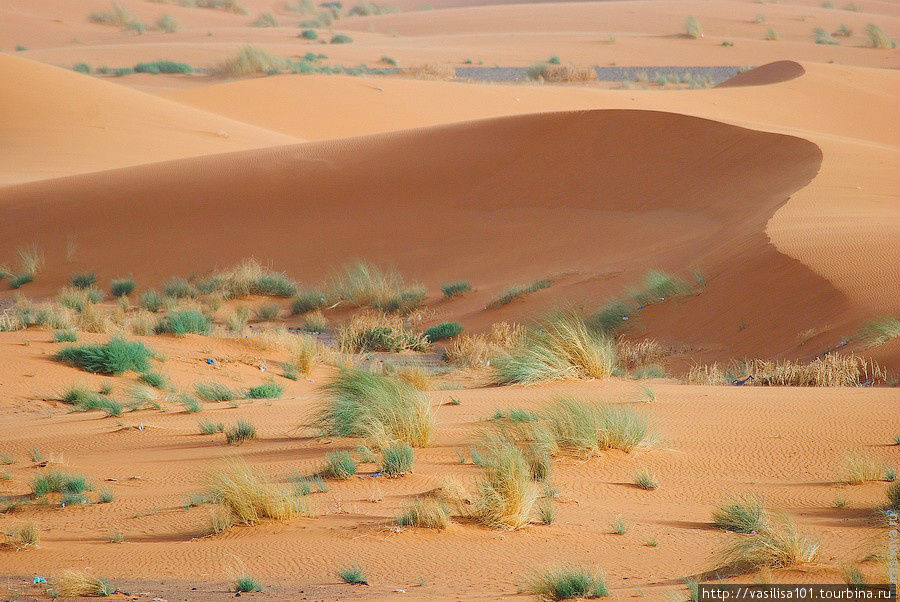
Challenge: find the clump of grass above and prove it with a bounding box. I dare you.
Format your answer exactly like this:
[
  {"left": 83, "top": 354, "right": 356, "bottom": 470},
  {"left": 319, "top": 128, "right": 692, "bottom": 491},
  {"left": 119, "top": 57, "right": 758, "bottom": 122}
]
[
  {"left": 53, "top": 329, "right": 78, "bottom": 343},
  {"left": 542, "top": 397, "right": 648, "bottom": 455},
  {"left": 634, "top": 469, "right": 658, "bottom": 490},
  {"left": 396, "top": 497, "right": 450, "bottom": 529},
  {"left": 139, "top": 289, "right": 163, "bottom": 312},
  {"left": 55, "top": 338, "right": 153, "bottom": 375},
  {"left": 611, "top": 515, "right": 627, "bottom": 534},
  {"left": 887, "top": 481, "right": 900, "bottom": 510},
  {"left": 526, "top": 566, "right": 608, "bottom": 600},
  {"left": 445, "top": 322, "right": 526, "bottom": 368},
  {"left": 857, "top": 317, "right": 900, "bottom": 346},
  {"left": 255, "top": 302, "right": 279, "bottom": 322},
  {"left": 312, "top": 368, "right": 433, "bottom": 448},
  {"left": 712, "top": 495, "right": 767, "bottom": 533},
  {"left": 2, "top": 523, "right": 39, "bottom": 550},
  {"left": 815, "top": 27, "right": 840, "bottom": 44},
  {"left": 247, "top": 382, "right": 283, "bottom": 399},
  {"left": 206, "top": 259, "right": 297, "bottom": 298},
  {"left": 204, "top": 460, "right": 301, "bottom": 532},
  {"left": 162, "top": 277, "right": 193, "bottom": 298},
  {"left": 494, "top": 313, "right": 617, "bottom": 384},
  {"left": 589, "top": 299, "right": 634, "bottom": 334},
  {"left": 865, "top": 24, "right": 895, "bottom": 48},
  {"left": 32, "top": 471, "right": 92, "bottom": 497},
  {"left": 71, "top": 272, "right": 97, "bottom": 289},
  {"left": 845, "top": 453, "right": 886, "bottom": 484},
  {"left": 180, "top": 395, "right": 202, "bottom": 413},
  {"left": 53, "top": 570, "right": 114, "bottom": 597},
  {"left": 330, "top": 33, "right": 353, "bottom": 44},
  {"left": 293, "top": 475, "right": 328, "bottom": 496},
  {"left": 330, "top": 261, "right": 425, "bottom": 313},
  {"left": 195, "top": 0, "right": 247, "bottom": 14},
  {"left": 337, "top": 311, "right": 428, "bottom": 353},
  {"left": 765, "top": 27, "right": 778, "bottom": 40},
  {"left": 212, "top": 45, "right": 285, "bottom": 76},
  {"left": 715, "top": 515, "right": 818, "bottom": 573},
  {"left": 97, "top": 489, "right": 114, "bottom": 503},
  {"left": 156, "top": 13, "right": 179, "bottom": 32},
  {"left": 252, "top": 12, "right": 278, "bottom": 26},
  {"left": 685, "top": 16, "right": 703, "bottom": 39},
  {"left": 493, "top": 408, "right": 539, "bottom": 422},
  {"left": 381, "top": 442, "right": 414, "bottom": 476},
  {"left": 388, "top": 364, "right": 430, "bottom": 391},
  {"left": 488, "top": 278, "right": 551, "bottom": 307},
  {"left": 195, "top": 382, "right": 235, "bottom": 402},
  {"left": 300, "top": 310, "right": 328, "bottom": 334},
  {"left": 135, "top": 60, "right": 192, "bottom": 74},
  {"left": 473, "top": 442, "right": 536, "bottom": 529},
  {"left": 537, "top": 498, "right": 556, "bottom": 525},
  {"left": 291, "top": 290, "right": 329, "bottom": 314},
  {"left": 225, "top": 420, "right": 257, "bottom": 445},
  {"left": 234, "top": 576, "right": 263, "bottom": 592},
  {"left": 321, "top": 451, "right": 357, "bottom": 479},
  {"left": 424, "top": 321, "right": 464, "bottom": 342},
  {"left": 138, "top": 370, "right": 166, "bottom": 388},
  {"left": 834, "top": 23, "right": 853, "bottom": 37},
  {"left": 441, "top": 281, "right": 471, "bottom": 298},
  {"left": 199, "top": 419, "right": 225, "bottom": 435},
  {"left": 300, "top": 28, "right": 318, "bottom": 40},
  {"left": 338, "top": 564, "right": 368, "bottom": 585},
  {"left": 110, "top": 279, "right": 136, "bottom": 297},
  {"left": 527, "top": 63, "right": 596, "bottom": 83}
]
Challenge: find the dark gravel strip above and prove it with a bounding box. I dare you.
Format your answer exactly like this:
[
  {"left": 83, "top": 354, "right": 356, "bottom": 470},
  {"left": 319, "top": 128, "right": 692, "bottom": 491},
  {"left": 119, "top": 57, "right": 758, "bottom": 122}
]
[{"left": 454, "top": 65, "right": 745, "bottom": 84}]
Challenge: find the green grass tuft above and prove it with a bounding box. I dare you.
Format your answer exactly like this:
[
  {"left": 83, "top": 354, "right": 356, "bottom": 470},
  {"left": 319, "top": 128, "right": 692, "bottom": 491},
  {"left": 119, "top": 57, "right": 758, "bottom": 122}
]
[
  {"left": 321, "top": 450, "right": 357, "bottom": 479},
  {"left": 685, "top": 16, "right": 703, "bottom": 39},
  {"left": 199, "top": 419, "right": 225, "bottom": 435},
  {"left": 225, "top": 420, "right": 257, "bottom": 445},
  {"left": 634, "top": 469, "right": 658, "bottom": 490},
  {"left": 110, "top": 278, "right": 136, "bottom": 297},
  {"left": 195, "top": 382, "right": 235, "bottom": 401},
  {"left": 234, "top": 576, "right": 263, "bottom": 592},
  {"left": 381, "top": 442, "right": 414, "bottom": 476},
  {"left": 247, "top": 382, "right": 283, "bottom": 399},
  {"left": 71, "top": 272, "right": 97, "bottom": 289},
  {"left": 138, "top": 370, "right": 166, "bottom": 388},
  {"left": 338, "top": 565, "right": 367, "bottom": 585},
  {"left": 441, "top": 280, "right": 471, "bottom": 298},
  {"left": 526, "top": 566, "right": 609, "bottom": 600},
  {"left": 713, "top": 494, "right": 767, "bottom": 533},
  {"left": 488, "top": 278, "right": 551, "bottom": 307},
  {"left": 424, "top": 321, "right": 464, "bottom": 342},
  {"left": 33, "top": 471, "right": 92, "bottom": 497},
  {"left": 857, "top": 317, "right": 900, "bottom": 346},
  {"left": 53, "top": 329, "right": 78, "bottom": 343},
  {"left": 55, "top": 338, "right": 153, "bottom": 375}
]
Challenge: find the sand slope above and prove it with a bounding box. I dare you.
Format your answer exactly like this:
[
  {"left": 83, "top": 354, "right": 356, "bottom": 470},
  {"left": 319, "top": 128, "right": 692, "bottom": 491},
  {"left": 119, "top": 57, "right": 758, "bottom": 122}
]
[{"left": 0, "top": 54, "right": 298, "bottom": 184}]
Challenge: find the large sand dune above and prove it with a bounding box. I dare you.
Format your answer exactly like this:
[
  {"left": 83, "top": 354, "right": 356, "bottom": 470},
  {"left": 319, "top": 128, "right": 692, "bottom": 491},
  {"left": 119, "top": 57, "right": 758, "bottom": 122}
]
[{"left": 0, "top": 54, "right": 297, "bottom": 184}]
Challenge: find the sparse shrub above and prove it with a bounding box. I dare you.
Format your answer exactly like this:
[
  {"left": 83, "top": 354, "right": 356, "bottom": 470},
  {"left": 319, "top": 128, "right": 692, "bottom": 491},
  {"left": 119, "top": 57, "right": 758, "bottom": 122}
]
[
  {"left": 156, "top": 14, "right": 179, "bottom": 32},
  {"left": 252, "top": 12, "right": 278, "bottom": 26},
  {"left": 713, "top": 494, "right": 767, "bottom": 533},
  {"left": 163, "top": 277, "right": 193, "bottom": 298},
  {"left": 291, "top": 290, "right": 329, "bottom": 314},
  {"left": 234, "top": 576, "right": 263, "bottom": 592},
  {"left": 89, "top": 2, "right": 133, "bottom": 26},
  {"left": 396, "top": 497, "right": 450, "bottom": 528},
  {"left": 139, "top": 289, "right": 163, "bottom": 312},
  {"left": 590, "top": 299, "right": 634, "bottom": 333},
  {"left": 379, "top": 55, "right": 397, "bottom": 65},
  {"left": 247, "top": 382, "right": 283, "bottom": 399},
  {"left": 634, "top": 469, "right": 658, "bottom": 490},
  {"left": 424, "top": 321, "right": 464, "bottom": 342},
  {"left": 834, "top": 23, "right": 853, "bottom": 37},
  {"left": 138, "top": 370, "right": 166, "bottom": 388},
  {"left": 199, "top": 419, "right": 224, "bottom": 434},
  {"left": 845, "top": 453, "right": 886, "bottom": 484},
  {"left": 865, "top": 24, "right": 895, "bottom": 48},
  {"left": 33, "top": 471, "right": 91, "bottom": 497},
  {"left": 98, "top": 489, "right": 114, "bottom": 503},
  {"left": 194, "top": 0, "right": 247, "bottom": 14},
  {"left": 494, "top": 313, "right": 617, "bottom": 384},
  {"left": 445, "top": 322, "right": 527, "bottom": 368},
  {"left": 321, "top": 450, "right": 357, "bottom": 479},
  {"left": 54, "top": 329, "right": 78, "bottom": 343},
  {"left": 313, "top": 368, "right": 433, "bottom": 448},
  {"left": 765, "top": 27, "right": 778, "bottom": 40},
  {"left": 338, "top": 565, "right": 367, "bottom": 585},
  {"left": 53, "top": 570, "right": 114, "bottom": 598},
  {"left": 528, "top": 62, "right": 596, "bottom": 83},
  {"left": 815, "top": 27, "right": 840, "bottom": 44},
  {"left": 225, "top": 420, "right": 257, "bottom": 444},
  {"left": 488, "top": 278, "right": 551, "bottom": 307},
  {"left": 858, "top": 316, "right": 900, "bottom": 345},
  {"left": 441, "top": 280, "right": 471, "bottom": 298},
  {"left": 822, "top": 1, "right": 835, "bottom": 6},
  {"left": 110, "top": 279, "right": 136, "bottom": 297},
  {"left": 543, "top": 398, "right": 647, "bottom": 455},
  {"left": 213, "top": 45, "right": 286, "bottom": 76},
  {"left": 292, "top": 475, "right": 328, "bottom": 496},
  {"left": 55, "top": 338, "right": 153, "bottom": 375},
  {"left": 538, "top": 498, "right": 556, "bottom": 524},
  {"left": 473, "top": 441, "right": 535, "bottom": 529},
  {"left": 715, "top": 515, "right": 818, "bottom": 572},
  {"left": 195, "top": 381, "right": 235, "bottom": 402},
  {"left": 330, "top": 261, "right": 425, "bottom": 313},
  {"left": 205, "top": 460, "right": 301, "bottom": 532},
  {"left": 300, "top": 310, "right": 329, "bottom": 333},
  {"left": 71, "top": 272, "right": 97, "bottom": 289},
  {"left": 337, "top": 311, "right": 428, "bottom": 353},
  {"left": 2, "top": 523, "right": 39, "bottom": 550},
  {"left": 202, "top": 260, "right": 297, "bottom": 298},
  {"left": 391, "top": 365, "right": 431, "bottom": 390},
  {"left": 527, "top": 566, "right": 608, "bottom": 600},
  {"left": 300, "top": 28, "right": 318, "bottom": 40},
  {"left": 611, "top": 515, "right": 627, "bottom": 534},
  {"left": 685, "top": 16, "right": 703, "bottom": 39},
  {"left": 381, "top": 442, "right": 414, "bottom": 476},
  {"left": 256, "top": 303, "right": 279, "bottom": 321},
  {"left": 887, "top": 481, "right": 900, "bottom": 509},
  {"left": 135, "top": 60, "right": 192, "bottom": 74},
  {"left": 8, "top": 273, "right": 34, "bottom": 288},
  {"left": 493, "top": 408, "right": 539, "bottom": 422},
  {"left": 330, "top": 34, "right": 353, "bottom": 44}
]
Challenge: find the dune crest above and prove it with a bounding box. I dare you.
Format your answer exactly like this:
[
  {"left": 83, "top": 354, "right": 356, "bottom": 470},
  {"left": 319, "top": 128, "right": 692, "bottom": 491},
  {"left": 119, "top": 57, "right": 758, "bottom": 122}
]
[{"left": 716, "top": 61, "right": 806, "bottom": 88}]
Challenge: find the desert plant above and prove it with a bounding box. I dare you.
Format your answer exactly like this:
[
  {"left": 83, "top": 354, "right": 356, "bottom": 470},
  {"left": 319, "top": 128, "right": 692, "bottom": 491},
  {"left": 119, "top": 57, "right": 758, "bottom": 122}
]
[
  {"left": 139, "top": 289, "right": 164, "bottom": 312},
  {"left": 32, "top": 471, "right": 91, "bottom": 497},
  {"left": 195, "top": 0, "right": 247, "bottom": 13},
  {"left": 199, "top": 419, "right": 225, "bottom": 434},
  {"left": 300, "top": 310, "right": 329, "bottom": 334},
  {"left": 494, "top": 313, "right": 617, "bottom": 384},
  {"left": 527, "top": 566, "right": 608, "bottom": 600},
  {"left": 634, "top": 469, "right": 658, "bottom": 490},
  {"left": 381, "top": 442, "right": 414, "bottom": 476},
  {"left": 2, "top": 522, "right": 39, "bottom": 550},
  {"left": 213, "top": 45, "right": 285, "bottom": 76},
  {"left": 542, "top": 398, "right": 647, "bottom": 455},
  {"left": 252, "top": 12, "right": 278, "bottom": 26},
  {"left": 834, "top": 23, "right": 853, "bottom": 37},
  {"left": 312, "top": 368, "right": 434, "bottom": 447},
  {"left": 396, "top": 497, "right": 450, "bottom": 529},
  {"left": 330, "top": 261, "right": 424, "bottom": 312},
  {"left": 138, "top": 370, "right": 166, "bottom": 388},
  {"left": 391, "top": 364, "right": 431, "bottom": 390},
  {"left": 713, "top": 494, "right": 767, "bottom": 533},
  {"left": 441, "top": 281, "right": 471, "bottom": 298},
  {"left": 256, "top": 303, "right": 279, "bottom": 321},
  {"left": 97, "top": 489, "right": 114, "bottom": 503},
  {"left": 865, "top": 24, "right": 895, "bottom": 48},
  {"left": 528, "top": 63, "right": 596, "bottom": 83},
  {"left": 685, "top": 16, "right": 703, "bottom": 39},
  {"left": 55, "top": 338, "right": 153, "bottom": 375},
  {"left": 156, "top": 14, "right": 179, "bottom": 32},
  {"left": 337, "top": 311, "right": 428, "bottom": 353},
  {"left": 205, "top": 460, "right": 301, "bottom": 531},
  {"left": 225, "top": 420, "right": 257, "bottom": 444},
  {"left": 321, "top": 450, "right": 357, "bottom": 479},
  {"left": 715, "top": 515, "right": 818, "bottom": 572},
  {"left": 291, "top": 290, "right": 329, "bottom": 314},
  {"left": 845, "top": 453, "right": 886, "bottom": 484},
  {"left": 163, "top": 277, "right": 193, "bottom": 298},
  {"left": 537, "top": 498, "right": 556, "bottom": 525},
  {"left": 206, "top": 259, "right": 297, "bottom": 298},
  {"left": 338, "top": 565, "right": 368, "bottom": 585},
  {"left": 330, "top": 33, "right": 353, "bottom": 44},
  {"left": 488, "top": 278, "right": 551, "bottom": 307},
  {"left": 53, "top": 329, "right": 78, "bottom": 343},
  {"left": 195, "top": 382, "right": 235, "bottom": 402},
  {"left": 110, "top": 278, "right": 136, "bottom": 297},
  {"left": 445, "top": 322, "right": 527, "bottom": 368},
  {"left": 493, "top": 408, "right": 540, "bottom": 422},
  {"left": 300, "top": 28, "right": 318, "bottom": 40},
  {"left": 858, "top": 317, "right": 900, "bottom": 346},
  {"left": 765, "top": 27, "right": 778, "bottom": 40},
  {"left": 815, "top": 27, "right": 840, "bottom": 44},
  {"left": 234, "top": 575, "right": 263, "bottom": 592},
  {"left": 590, "top": 299, "right": 634, "bottom": 333},
  {"left": 473, "top": 442, "right": 536, "bottom": 529},
  {"left": 71, "top": 272, "right": 97, "bottom": 289},
  {"left": 53, "top": 570, "right": 114, "bottom": 597},
  {"left": 180, "top": 395, "right": 202, "bottom": 413},
  {"left": 611, "top": 515, "right": 628, "bottom": 534},
  {"left": 135, "top": 60, "right": 192, "bottom": 74},
  {"left": 424, "top": 321, "right": 464, "bottom": 342},
  {"left": 887, "top": 481, "right": 900, "bottom": 509},
  {"left": 247, "top": 382, "right": 283, "bottom": 399}
]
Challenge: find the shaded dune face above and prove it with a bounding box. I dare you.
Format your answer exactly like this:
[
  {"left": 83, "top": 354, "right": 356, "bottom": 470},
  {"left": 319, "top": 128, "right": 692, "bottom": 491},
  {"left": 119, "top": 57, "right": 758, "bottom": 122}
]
[
  {"left": 717, "top": 61, "right": 806, "bottom": 88},
  {"left": 0, "top": 109, "right": 825, "bottom": 355}
]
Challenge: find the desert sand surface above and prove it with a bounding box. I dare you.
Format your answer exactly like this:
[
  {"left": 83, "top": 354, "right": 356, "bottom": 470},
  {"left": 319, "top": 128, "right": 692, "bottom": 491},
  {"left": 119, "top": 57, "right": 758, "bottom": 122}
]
[{"left": 1, "top": 0, "right": 898, "bottom": 599}]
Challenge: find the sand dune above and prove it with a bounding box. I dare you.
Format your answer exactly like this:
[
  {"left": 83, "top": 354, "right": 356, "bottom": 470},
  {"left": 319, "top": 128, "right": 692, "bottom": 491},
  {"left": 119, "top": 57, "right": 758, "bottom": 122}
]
[
  {"left": 0, "top": 54, "right": 298, "bottom": 184},
  {"left": 716, "top": 60, "right": 806, "bottom": 87}
]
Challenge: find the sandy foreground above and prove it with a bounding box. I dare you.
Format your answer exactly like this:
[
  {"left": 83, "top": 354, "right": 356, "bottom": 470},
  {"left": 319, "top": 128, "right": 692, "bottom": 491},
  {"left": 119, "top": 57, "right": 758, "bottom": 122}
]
[{"left": 1, "top": 0, "right": 899, "bottom": 599}]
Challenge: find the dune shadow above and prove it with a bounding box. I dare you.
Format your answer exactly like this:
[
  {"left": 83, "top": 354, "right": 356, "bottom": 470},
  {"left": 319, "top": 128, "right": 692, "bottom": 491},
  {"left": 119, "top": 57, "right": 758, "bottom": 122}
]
[{"left": 651, "top": 519, "right": 720, "bottom": 532}]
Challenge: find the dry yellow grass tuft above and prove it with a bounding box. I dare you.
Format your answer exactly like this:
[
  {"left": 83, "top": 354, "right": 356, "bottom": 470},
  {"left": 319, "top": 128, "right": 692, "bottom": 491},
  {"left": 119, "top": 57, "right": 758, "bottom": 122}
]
[
  {"left": 406, "top": 64, "right": 456, "bottom": 80},
  {"left": 687, "top": 354, "right": 886, "bottom": 387},
  {"left": 395, "top": 497, "right": 451, "bottom": 529},
  {"left": 392, "top": 365, "right": 432, "bottom": 390},
  {"left": 616, "top": 337, "right": 666, "bottom": 369},
  {"left": 205, "top": 460, "right": 304, "bottom": 532},
  {"left": 53, "top": 570, "right": 113, "bottom": 597},
  {"left": 714, "top": 514, "right": 818, "bottom": 573},
  {"left": 473, "top": 441, "right": 537, "bottom": 529},
  {"left": 540, "top": 63, "right": 597, "bottom": 83},
  {"left": 445, "top": 322, "right": 526, "bottom": 368},
  {"left": 336, "top": 311, "right": 428, "bottom": 353}
]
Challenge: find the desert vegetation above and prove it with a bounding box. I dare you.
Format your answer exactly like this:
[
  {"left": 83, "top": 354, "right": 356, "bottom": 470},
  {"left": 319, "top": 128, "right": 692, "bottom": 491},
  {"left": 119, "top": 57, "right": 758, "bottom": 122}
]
[
  {"left": 526, "top": 566, "right": 608, "bottom": 600},
  {"left": 205, "top": 460, "right": 302, "bottom": 532}
]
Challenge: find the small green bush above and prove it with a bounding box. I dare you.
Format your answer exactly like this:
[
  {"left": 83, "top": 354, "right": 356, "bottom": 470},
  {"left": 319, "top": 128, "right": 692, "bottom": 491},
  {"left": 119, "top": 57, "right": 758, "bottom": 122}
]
[
  {"left": 73, "top": 63, "right": 92, "bottom": 74},
  {"left": 814, "top": 27, "right": 840, "bottom": 44},
  {"left": 441, "top": 280, "right": 471, "bottom": 298},
  {"left": 713, "top": 495, "right": 767, "bottom": 533},
  {"left": 256, "top": 303, "right": 279, "bottom": 321},
  {"left": 225, "top": 420, "right": 257, "bottom": 444},
  {"left": 156, "top": 14, "right": 179, "bottom": 32},
  {"left": 199, "top": 419, "right": 225, "bottom": 434},
  {"left": 33, "top": 471, "right": 91, "bottom": 497},
  {"left": 156, "top": 309, "right": 212, "bottom": 336},
  {"left": 98, "top": 489, "right": 115, "bottom": 503},
  {"left": 55, "top": 338, "right": 153, "bottom": 375},
  {"left": 685, "top": 16, "right": 703, "bottom": 39},
  {"left": 139, "top": 289, "right": 163, "bottom": 312},
  {"left": 300, "top": 29, "right": 318, "bottom": 40},
  {"left": 163, "top": 277, "right": 193, "bottom": 298},
  {"left": 180, "top": 395, "right": 202, "bottom": 413},
  {"left": 135, "top": 61, "right": 193, "bottom": 74},
  {"left": 252, "top": 12, "right": 278, "bottom": 26},
  {"left": 489, "top": 279, "right": 551, "bottom": 307},
  {"left": 110, "top": 278, "right": 136, "bottom": 297},
  {"left": 338, "top": 565, "right": 367, "bottom": 585},
  {"left": 138, "top": 370, "right": 166, "bottom": 388},
  {"left": 247, "top": 382, "right": 283, "bottom": 399},
  {"left": 234, "top": 576, "right": 263, "bottom": 593},
  {"left": 381, "top": 442, "right": 414, "bottom": 476},
  {"left": 291, "top": 290, "right": 329, "bottom": 314},
  {"left": 71, "top": 272, "right": 97, "bottom": 289},
  {"left": 330, "top": 34, "right": 353, "bottom": 44},
  {"left": 424, "top": 321, "right": 464, "bottom": 342},
  {"left": 527, "top": 566, "right": 608, "bottom": 600},
  {"left": 865, "top": 24, "right": 895, "bottom": 49},
  {"left": 195, "top": 382, "right": 235, "bottom": 401},
  {"left": 321, "top": 450, "right": 357, "bottom": 479},
  {"left": 53, "top": 329, "right": 78, "bottom": 343},
  {"left": 9, "top": 273, "right": 34, "bottom": 289}
]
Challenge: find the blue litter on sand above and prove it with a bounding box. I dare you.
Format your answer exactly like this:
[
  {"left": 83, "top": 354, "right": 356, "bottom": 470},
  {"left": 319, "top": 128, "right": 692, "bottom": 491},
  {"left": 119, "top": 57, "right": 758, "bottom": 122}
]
[
  {"left": 33, "top": 577, "right": 47, "bottom": 584},
  {"left": 207, "top": 358, "right": 216, "bottom": 365}
]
